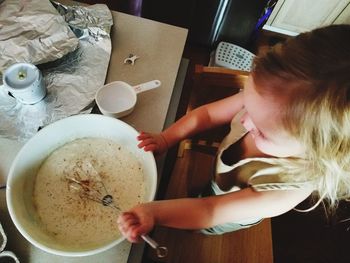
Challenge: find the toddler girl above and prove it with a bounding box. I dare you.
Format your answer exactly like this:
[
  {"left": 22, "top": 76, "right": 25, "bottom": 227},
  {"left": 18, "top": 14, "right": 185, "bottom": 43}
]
[{"left": 118, "top": 24, "right": 350, "bottom": 242}]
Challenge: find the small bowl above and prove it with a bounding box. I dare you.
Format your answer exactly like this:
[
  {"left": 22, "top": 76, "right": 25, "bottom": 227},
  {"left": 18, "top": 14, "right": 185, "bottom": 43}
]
[{"left": 95, "top": 80, "right": 160, "bottom": 118}]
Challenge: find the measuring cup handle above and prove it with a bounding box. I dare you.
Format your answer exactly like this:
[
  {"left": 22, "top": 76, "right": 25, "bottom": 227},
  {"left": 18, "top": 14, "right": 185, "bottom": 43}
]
[{"left": 133, "top": 80, "right": 161, "bottom": 94}]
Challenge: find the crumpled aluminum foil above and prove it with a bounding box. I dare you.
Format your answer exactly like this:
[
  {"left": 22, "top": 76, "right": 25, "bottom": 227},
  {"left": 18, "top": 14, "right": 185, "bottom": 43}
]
[
  {"left": 0, "top": 0, "right": 79, "bottom": 75},
  {"left": 0, "top": 1, "right": 113, "bottom": 141}
]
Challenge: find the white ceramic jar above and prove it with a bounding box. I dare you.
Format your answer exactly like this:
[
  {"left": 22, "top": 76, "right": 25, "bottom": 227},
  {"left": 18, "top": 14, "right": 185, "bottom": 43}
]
[{"left": 2, "top": 63, "right": 46, "bottom": 104}]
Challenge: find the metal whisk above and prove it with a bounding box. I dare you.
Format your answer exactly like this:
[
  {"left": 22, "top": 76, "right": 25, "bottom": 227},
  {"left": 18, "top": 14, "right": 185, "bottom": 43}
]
[{"left": 65, "top": 161, "right": 168, "bottom": 258}]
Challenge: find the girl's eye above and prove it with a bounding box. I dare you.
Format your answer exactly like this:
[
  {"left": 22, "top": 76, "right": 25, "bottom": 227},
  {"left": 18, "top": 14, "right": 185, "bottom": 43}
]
[{"left": 256, "top": 129, "right": 267, "bottom": 140}]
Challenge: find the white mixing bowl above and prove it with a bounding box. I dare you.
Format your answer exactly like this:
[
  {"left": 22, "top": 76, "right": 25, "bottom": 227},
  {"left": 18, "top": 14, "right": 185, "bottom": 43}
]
[{"left": 6, "top": 114, "right": 157, "bottom": 257}]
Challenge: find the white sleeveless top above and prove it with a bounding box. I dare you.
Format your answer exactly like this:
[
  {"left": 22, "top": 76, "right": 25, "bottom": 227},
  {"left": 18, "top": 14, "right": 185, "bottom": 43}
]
[{"left": 214, "top": 109, "right": 314, "bottom": 193}]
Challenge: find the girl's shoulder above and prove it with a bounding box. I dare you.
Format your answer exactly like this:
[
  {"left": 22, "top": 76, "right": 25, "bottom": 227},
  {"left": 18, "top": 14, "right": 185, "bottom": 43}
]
[{"left": 215, "top": 109, "right": 315, "bottom": 192}]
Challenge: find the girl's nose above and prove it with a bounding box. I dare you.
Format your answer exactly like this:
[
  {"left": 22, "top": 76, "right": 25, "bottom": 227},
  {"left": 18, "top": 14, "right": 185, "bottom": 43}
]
[{"left": 240, "top": 113, "right": 256, "bottom": 132}]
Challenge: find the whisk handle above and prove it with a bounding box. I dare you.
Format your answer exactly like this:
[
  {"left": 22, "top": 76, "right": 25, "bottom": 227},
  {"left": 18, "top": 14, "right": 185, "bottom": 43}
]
[
  {"left": 141, "top": 235, "right": 158, "bottom": 249},
  {"left": 141, "top": 234, "right": 168, "bottom": 258}
]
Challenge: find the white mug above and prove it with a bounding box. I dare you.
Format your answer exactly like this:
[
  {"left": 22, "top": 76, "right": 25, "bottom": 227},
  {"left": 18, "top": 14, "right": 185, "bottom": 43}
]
[{"left": 2, "top": 63, "right": 46, "bottom": 104}]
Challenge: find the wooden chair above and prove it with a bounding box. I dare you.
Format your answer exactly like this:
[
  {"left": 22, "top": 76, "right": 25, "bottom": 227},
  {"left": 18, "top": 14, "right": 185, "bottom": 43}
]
[
  {"left": 177, "top": 65, "right": 249, "bottom": 157},
  {"left": 178, "top": 65, "right": 250, "bottom": 200},
  {"left": 146, "top": 65, "right": 273, "bottom": 263}
]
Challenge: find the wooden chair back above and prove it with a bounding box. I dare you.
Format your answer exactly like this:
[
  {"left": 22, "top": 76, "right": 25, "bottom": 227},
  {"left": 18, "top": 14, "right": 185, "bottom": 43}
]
[{"left": 178, "top": 65, "right": 250, "bottom": 157}]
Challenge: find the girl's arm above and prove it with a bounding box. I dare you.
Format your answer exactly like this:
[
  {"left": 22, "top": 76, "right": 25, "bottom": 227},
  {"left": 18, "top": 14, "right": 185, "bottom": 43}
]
[
  {"left": 162, "top": 92, "right": 244, "bottom": 148},
  {"left": 118, "top": 187, "right": 312, "bottom": 241},
  {"left": 138, "top": 92, "right": 244, "bottom": 153},
  {"left": 146, "top": 187, "right": 312, "bottom": 229}
]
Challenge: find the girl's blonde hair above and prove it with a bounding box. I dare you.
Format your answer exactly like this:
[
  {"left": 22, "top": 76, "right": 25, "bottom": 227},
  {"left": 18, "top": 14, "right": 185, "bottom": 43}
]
[{"left": 252, "top": 25, "right": 350, "bottom": 209}]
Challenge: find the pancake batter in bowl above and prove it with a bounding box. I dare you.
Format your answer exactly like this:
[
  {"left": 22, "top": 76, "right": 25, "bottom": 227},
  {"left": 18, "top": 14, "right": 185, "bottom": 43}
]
[{"left": 33, "top": 137, "right": 145, "bottom": 249}]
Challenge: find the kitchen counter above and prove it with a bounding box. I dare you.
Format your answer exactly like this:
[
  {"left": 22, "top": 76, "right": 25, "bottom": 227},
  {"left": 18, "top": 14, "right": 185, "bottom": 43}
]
[{"left": 0, "top": 7, "right": 188, "bottom": 263}]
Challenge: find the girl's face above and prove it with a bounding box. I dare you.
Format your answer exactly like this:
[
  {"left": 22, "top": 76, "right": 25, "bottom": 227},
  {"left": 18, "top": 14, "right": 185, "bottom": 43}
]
[{"left": 242, "top": 76, "right": 305, "bottom": 158}]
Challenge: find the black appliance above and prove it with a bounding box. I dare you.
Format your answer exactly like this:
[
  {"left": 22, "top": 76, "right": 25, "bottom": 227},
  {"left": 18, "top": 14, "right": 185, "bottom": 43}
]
[{"left": 141, "top": 0, "right": 268, "bottom": 49}]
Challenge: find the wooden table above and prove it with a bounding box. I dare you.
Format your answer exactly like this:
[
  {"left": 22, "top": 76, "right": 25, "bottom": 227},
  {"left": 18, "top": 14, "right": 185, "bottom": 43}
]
[{"left": 0, "top": 6, "right": 187, "bottom": 263}]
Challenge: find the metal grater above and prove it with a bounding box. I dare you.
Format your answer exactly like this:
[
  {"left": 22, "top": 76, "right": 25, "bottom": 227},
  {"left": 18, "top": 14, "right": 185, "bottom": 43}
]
[{"left": 213, "top": 42, "right": 255, "bottom": 71}]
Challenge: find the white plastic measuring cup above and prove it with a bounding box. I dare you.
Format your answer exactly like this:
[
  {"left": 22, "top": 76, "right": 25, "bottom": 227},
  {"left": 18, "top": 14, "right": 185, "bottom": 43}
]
[{"left": 95, "top": 80, "right": 161, "bottom": 118}]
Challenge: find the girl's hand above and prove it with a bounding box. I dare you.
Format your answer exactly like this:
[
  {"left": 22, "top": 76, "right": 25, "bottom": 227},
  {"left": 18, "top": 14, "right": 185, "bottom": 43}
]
[
  {"left": 117, "top": 205, "right": 155, "bottom": 243},
  {"left": 137, "top": 131, "right": 168, "bottom": 155}
]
